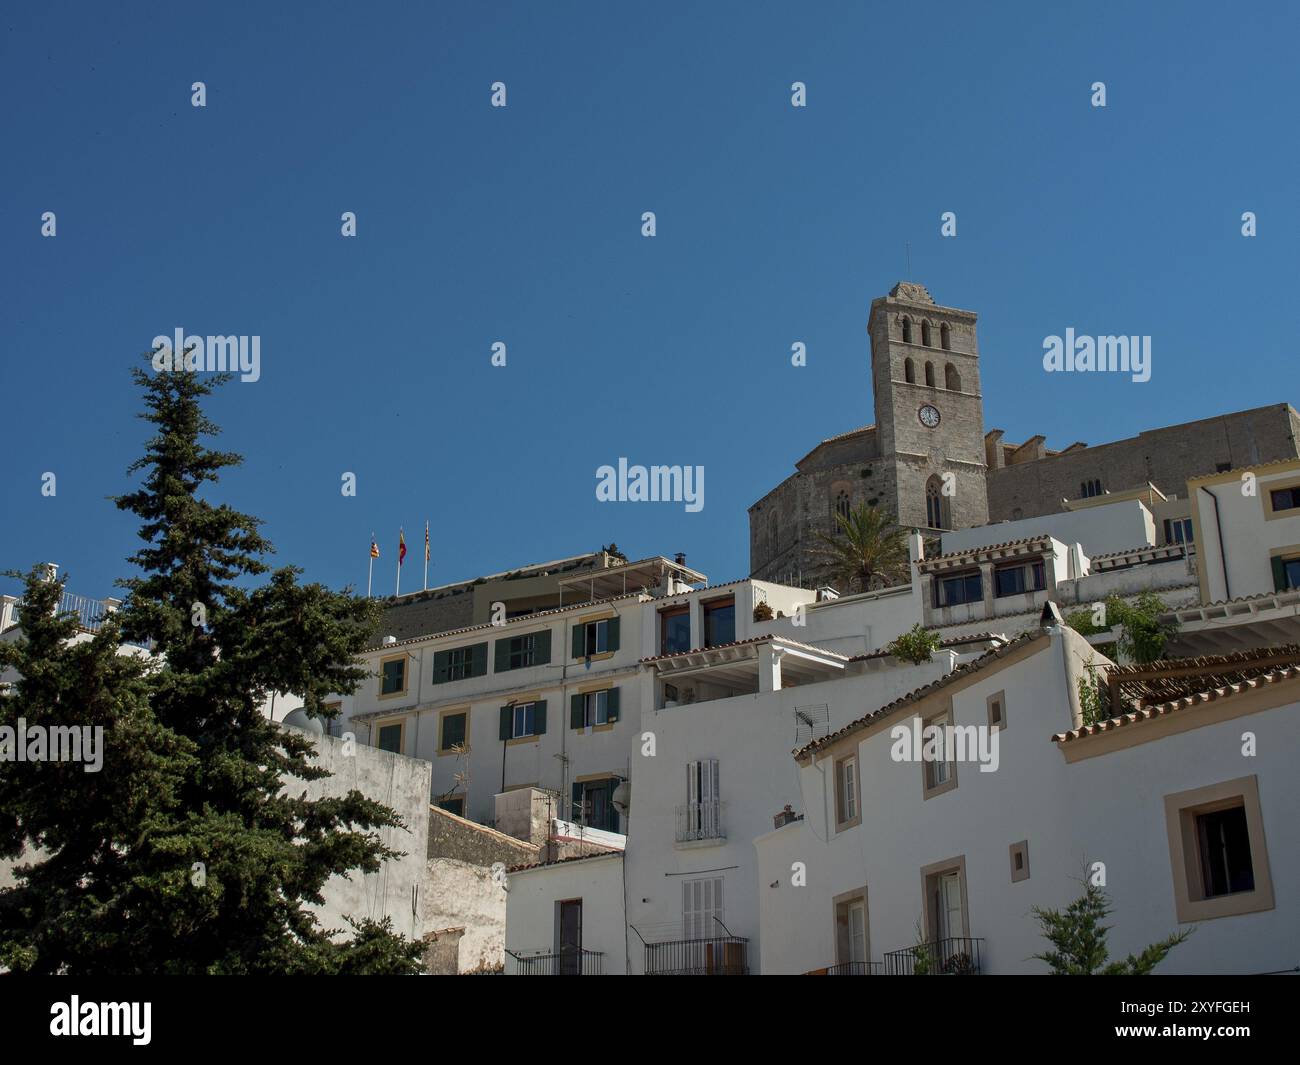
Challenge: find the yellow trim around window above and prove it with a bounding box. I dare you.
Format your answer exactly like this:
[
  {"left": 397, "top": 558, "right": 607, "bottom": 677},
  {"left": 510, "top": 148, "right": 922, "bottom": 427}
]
[
  {"left": 377, "top": 652, "right": 409, "bottom": 699},
  {"left": 373, "top": 716, "right": 407, "bottom": 755},
  {"left": 437, "top": 706, "right": 470, "bottom": 755}
]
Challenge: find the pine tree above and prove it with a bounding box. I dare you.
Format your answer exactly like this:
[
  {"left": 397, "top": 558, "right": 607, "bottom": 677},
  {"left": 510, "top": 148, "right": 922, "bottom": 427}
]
[
  {"left": 1032, "top": 882, "right": 1191, "bottom": 974},
  {"left": 0, "top": 361, "right": 423, "bottom": 974}
]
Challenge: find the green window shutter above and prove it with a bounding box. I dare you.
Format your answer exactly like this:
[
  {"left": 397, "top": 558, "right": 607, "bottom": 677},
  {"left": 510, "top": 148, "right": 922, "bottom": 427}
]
[
  {"left": 534, "top": 699, "right": 548, "bottom": 735},
  {"left": 1272, "top": 556, "right": 1288, "bottom": 591},
  {"left": 471, "top": 642, "right": 488, "bottom": 677},
  {"left": 534, "top": 629, "right": 552, "bottom": 665},
  {"left": 432, "top": 650, "right": 450, "bottom": 684},
  {"left": 570, "top": 693, "right": 584, "bottom": 729},
  {"left": 572, "top": 623, "right": 586, "bottom": 659},
  {"left": 495, "top": 638, "right": 511, "bottom": 673},
  {"left": 499, "top": 705, "right": 513, "bottom": 741},
  {"left": 607, "top": 616, "right": 621, "bottom": 652},
  {"left": 606, "top": 686, "right": 620, "bottom": 722}
]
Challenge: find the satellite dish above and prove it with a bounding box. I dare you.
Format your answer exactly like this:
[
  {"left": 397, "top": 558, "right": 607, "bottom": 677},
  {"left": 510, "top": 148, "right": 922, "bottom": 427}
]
[
  {"left": 612, "top": 780, "right": 631, "bottom": 817},
  {"left": 282, "top": 708, "right": 324, "bottom": 735}
]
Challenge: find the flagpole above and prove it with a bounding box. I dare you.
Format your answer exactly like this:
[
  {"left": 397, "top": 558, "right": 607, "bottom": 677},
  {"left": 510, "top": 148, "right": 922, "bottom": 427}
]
[
  {"left": 424, "top": 520, "right": 429, "bottom": 592},
  {"left": 367, "top": 554, "right": 373, "bottom": 598}
]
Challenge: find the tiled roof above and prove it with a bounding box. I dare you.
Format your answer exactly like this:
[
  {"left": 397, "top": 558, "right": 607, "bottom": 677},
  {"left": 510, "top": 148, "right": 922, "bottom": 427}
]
[
  {"left": 640, "top": 633, "right": 847, "bottom": 665},
  {"left": 919, "top": 536, "right": 1053, "bottom": 568},
  {"left": 507, "top": 849, "right": 624, "bottom": 874},
  {"left": 1104, "top": 645, "right": 1300, "bottom": 710},
  {"left": 1053, "top": 662, "right": 1300, "bottom": 744},
  {"left": 795, "top": 631, "right": 1048, "bottom": 760}
]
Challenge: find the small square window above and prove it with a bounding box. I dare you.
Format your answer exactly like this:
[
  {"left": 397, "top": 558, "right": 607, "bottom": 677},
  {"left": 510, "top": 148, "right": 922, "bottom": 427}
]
[
  {"left": 987, "top": 691, "right": 1006, "bottom": 730},
  {"left": 376, "top": 721, "right": 403, "bottom": 754},
  {"left": 380, "top": 656, "right": 406, "bottom": 695},
  {"left": 1009, "top": 840, "right": 1030, "bottom": 883}
]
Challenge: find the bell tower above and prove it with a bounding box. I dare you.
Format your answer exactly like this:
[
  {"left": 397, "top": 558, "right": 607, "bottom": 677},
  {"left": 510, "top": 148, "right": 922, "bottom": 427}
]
[{"left": 868, "top": 282, "right": 989, "bottom": 531}]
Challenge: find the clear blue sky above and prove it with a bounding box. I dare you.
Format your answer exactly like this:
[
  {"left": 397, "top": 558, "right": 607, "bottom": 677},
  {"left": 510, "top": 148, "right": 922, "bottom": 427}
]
[{"left": 2, "top": 1, "right": 1297, "bottom": 602}]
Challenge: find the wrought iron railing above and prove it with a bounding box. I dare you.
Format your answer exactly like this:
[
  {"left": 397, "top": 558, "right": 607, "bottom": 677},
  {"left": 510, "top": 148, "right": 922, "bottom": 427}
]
[
  {"left": 645, "top": 935, "right": 748, "bottom": 975},
  {"left": 510, "top": 948, "right": 604, "bottom": 975},
  {"left": 883, "top": 936, "right": 983, "bottom": 975},
  {"left": 825, "top": 961, "right": 883, "bottom": 975},
  {"left": 675, "top": 800, "right": 725, "bottom": 842}
]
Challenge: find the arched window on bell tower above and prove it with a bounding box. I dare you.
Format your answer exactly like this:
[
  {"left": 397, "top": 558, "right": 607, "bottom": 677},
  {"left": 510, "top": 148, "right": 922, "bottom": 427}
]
[
  {"left": 945, "top": 363, "right": 961, "bottom": 391},
  {"left": 904, "top": 357, "right": 915, "bottom": 383},
  {"left": 925, "top": 475, "right": 948, "bottom": 530},
  {"left": 940, "top": 323, "right": 951, "bottom": 350},
  {"left": 924, "top": 361, "right": 936, "bottom": 387},
  {"left": 901, "top": 316, "right": 912, "bottom": 343},
  {"left": 922, "top": 321, "right": 932, "bottom": 347}
]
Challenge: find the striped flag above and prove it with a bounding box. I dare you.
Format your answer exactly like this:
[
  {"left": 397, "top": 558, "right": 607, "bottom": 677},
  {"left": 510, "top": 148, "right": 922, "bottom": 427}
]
[
  {"left": 370, "top": 534, "right": 380, "bottom": 559},
  {"left": 398, "top": 528, "right": 407, "bottom": 566}
]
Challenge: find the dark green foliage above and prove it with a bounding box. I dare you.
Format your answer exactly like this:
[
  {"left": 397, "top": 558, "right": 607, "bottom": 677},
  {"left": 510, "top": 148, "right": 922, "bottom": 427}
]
[{"left": 1033, "top": 882, "right": 1191, "bottom": 974}]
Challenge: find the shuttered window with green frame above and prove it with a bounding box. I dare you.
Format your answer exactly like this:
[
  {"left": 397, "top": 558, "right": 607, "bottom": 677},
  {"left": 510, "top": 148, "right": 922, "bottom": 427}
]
[{"left": 432, "top": 641, "right": 488, "bottom": 684}]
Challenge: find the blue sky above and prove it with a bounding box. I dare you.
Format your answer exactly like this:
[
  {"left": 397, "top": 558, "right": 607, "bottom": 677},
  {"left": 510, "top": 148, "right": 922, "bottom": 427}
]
[{"left": 2, "top": 1, "right": 1297, "bottom": 602}]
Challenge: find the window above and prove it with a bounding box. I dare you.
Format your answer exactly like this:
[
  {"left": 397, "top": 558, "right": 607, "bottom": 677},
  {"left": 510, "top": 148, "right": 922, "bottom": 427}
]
[
  {"left": 556, "top": 899, "right": 583, "bottom": 974},
  {"left": 499, "top": 699, "right": 547, "bottom": 740},
  {"left": 432, "top": 642, "right": 487, "bottom": 684},
  {"left": 683, "top": 876, "right": 724, "bottom": 940},
  {"left": 438, "top": 796, "right": 465, "bottom": 817},
  {"left": 834, "top": 890, "right": 869, "bottom": 968},
  {"left": 834, "top": 490, "right": 851, "bottom": 522},
  {"left": 572, "top": 616, "right": 620, "bottom": 658},
  {"left": 924, "top": 361, "right": 935, "bottom": 387},
  {"left": 495, "top": 629, "right": 551, "bottom": 672},
  {"left": 835, "top": 755, "right": 859, "bottom": 827},
  {"left": 379, "top": 656, "right": 406, "bottom": 696},
  {"left": 376, "top": 720, "right": 404, "bottom": 753},
  {"left": 921, "top": 857, "right": 969, "bottom": 946},
  {"left": 986, "top": 690, "right": 1006, "bottom": 731},
  {"left": 1269, "top": 486, "right": 1300, "bottom": 513},
  {"left": 993, "top": 560, "right": 1045, "bottom": 597},
  {"left": 439, "top": 710, "right": 467, "bottom": 752},
  {"left": 703, "top": 598, "right": 735, "bottom": 648},
  {"left": 940, "top": 323, "right": 951, "bottom": 350},
  {"left": 1079, "top": 479, "right": 1103, "bottom": 498},
  {"left": 1165, "top": 776, "right": 1274, "bottom": 922},
  {"left": 1009, "top": 840, "right": 1030, "bottom": 883},
  {"left": 1215, "top": 462, "right": 1231, "bottom": 473},
  {"left": 901, "top": 316, "right": 912, "bottom": 343},
  {"left": 944, "top": 363, "right": 960, "bottom": 391},
  {"left": 683, "top": 758, "right": 722, "bottom": 840},
  {"left": 925, "top": 475, "right": 948, "bottom": 530},
  {"left": 570, "top": 687, "right": 620, "bottom": 729},
  {"left": 921, "top": 708, "right": 957, "bottom": 797},
  {"left": 934, "top": 569, "right": 981, "bottom": 607},
  {"left": 572, "top": 776, "right": 620, "bottom": 832},
  {"left": 1270, "top": 553, "right": 1300, "bottom": 592},
  {"left": 904, "top": 356, "right": 915, "bottom": 383},
  {"left": 660, "top": 606, "right": 691, "bottom": 654},
  {"left": 1163, "top": 518, "right": 1194, "bottom": 544},
  {"left": 921, "top": 320, "right": 932, "bottom": 347}
]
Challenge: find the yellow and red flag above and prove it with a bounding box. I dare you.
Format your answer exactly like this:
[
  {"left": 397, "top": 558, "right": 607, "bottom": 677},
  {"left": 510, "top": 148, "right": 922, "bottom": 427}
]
[
  {"left": 370, "top": 534, "right": 380, "bottom": 559},
  {"left": 398, "top": 529, "right": 407, "bottom": 566}
]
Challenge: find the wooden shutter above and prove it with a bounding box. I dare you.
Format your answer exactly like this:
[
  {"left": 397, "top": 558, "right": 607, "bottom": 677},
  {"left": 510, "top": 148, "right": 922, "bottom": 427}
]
[
  {"left": 606, "top": 686, "right": 620, "bottom": 722},
  {"left": 494, "top": 638, "right": 511, "bottom": 673},
  {"left": 499, "top": 705, "right": 513, "bottom": 741},
  {"left": 534, "top": 629, "right": 552, "bottom": 665},
  {"left": 432, "top": 650, "right": 450, "bottom": 684},
  {"left": 1272, "top": 556, "right": 1288, "bottom": 592},
  {"left": 470, "top": 642, "right": 488, "bottom": 677},
  {"left": 570, "top": 693, "right": 584, "bottom": 729},
  {"left": 533, "top": 699, "right": 547, "bottom": 735},
  {"left": 572, "top": 623, "right": 586, "bottom": 659},
  {"left": 607, "top": 616, "right": 620, "bottom": 652}
]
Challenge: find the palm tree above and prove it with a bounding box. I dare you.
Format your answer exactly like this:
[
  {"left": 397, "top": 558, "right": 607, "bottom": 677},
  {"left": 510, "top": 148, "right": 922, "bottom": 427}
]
[{"left": 813, "top": 503, "right": 911, "bottom": 593}]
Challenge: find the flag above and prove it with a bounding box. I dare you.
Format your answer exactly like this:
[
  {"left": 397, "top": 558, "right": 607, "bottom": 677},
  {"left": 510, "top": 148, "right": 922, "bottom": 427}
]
[
  {"left": 398, "top": 529, "right": 407, "bottom": 566},
  {"left": 424, "top": 521, "right": 430, "bottom": 563},
  {"left": 370, "top": 534, "right": 380, "bottom": 559}
]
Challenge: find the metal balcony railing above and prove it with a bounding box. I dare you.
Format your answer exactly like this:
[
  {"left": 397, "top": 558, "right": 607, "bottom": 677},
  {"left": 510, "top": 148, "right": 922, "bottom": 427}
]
[
  {"left": 675, "top": 799, "right": 725, "bottom": 842},
  {"left": 825, "top": 961, "right": 883, "bottom": 975},
  {"left": 883, "top": 936, "right": 983, "bottom": 975},
  {"left": 510, "top": 948, "right": 604, "bottom": 975},
  {"left": 645, "top": 935, "right": 748, "bottom": 975}
]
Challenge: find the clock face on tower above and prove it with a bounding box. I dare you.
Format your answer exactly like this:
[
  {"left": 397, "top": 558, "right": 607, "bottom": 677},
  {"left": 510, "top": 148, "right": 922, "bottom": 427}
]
[{"left": 918, "top": 404, "right": 941, "bottom": 428}]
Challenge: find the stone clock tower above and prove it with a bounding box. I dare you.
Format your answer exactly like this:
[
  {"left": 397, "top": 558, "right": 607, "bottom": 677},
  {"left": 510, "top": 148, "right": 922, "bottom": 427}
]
[{"left": 868, "top": 282, "right": 989, "bottom": 531}]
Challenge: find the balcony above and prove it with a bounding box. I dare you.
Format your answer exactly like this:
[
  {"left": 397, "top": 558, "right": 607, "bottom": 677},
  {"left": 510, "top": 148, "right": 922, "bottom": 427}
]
[
  {"left": 675, "top": 800, "right": 726, "bottom": 843},
  {"left": 883, "top": 937, "right": 984, "bottom": 975},
  {"left": 509, "top": 948, "right": 604, "bottom": 975},
  {"left": 645, "top": 935, "right": 748, "bottom": 975}
]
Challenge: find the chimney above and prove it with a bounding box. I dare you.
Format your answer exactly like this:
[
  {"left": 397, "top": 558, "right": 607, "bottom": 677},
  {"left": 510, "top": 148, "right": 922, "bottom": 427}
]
[
  {"left": 674, "top": 552, "right": 686, "bottom": 566},
  {"left": 773, "top": 804, "right": 802, "bottom": 830},
  {"left": 41, "top": 562, "right": 59, "bottom": 583}
]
